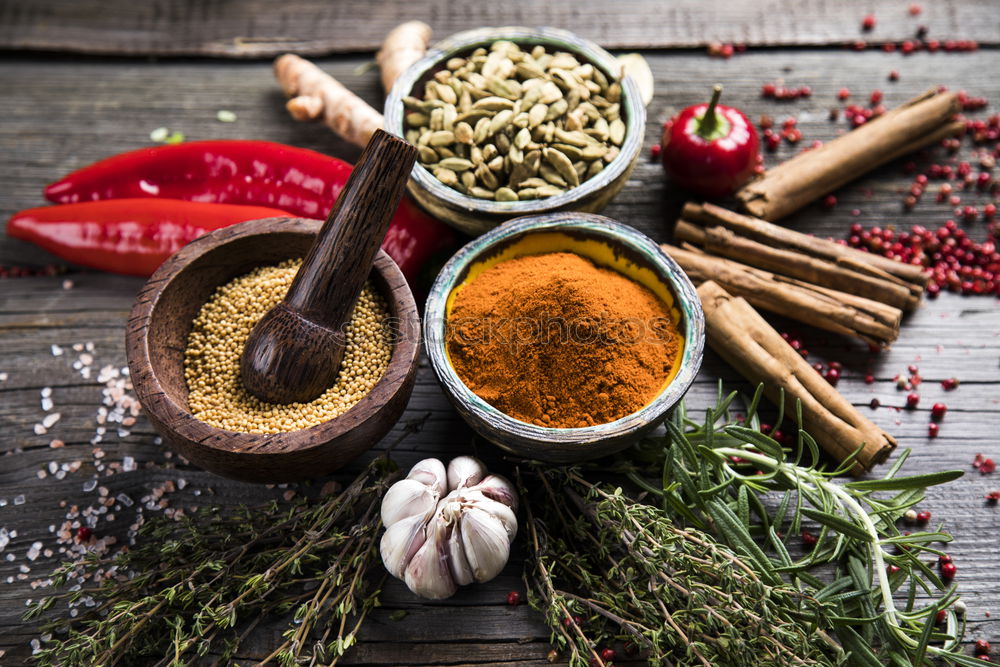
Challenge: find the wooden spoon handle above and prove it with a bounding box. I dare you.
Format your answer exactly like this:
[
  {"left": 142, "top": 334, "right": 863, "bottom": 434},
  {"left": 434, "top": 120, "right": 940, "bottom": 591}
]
[{"left": 285, "top": 129, "right": 417, "bottom": 325}]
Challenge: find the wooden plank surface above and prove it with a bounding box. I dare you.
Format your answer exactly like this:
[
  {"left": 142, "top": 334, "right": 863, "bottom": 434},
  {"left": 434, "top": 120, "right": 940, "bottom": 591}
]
[
  {"left": 1, "top": 47, "right": 999, "bottom": 665},
  {"left": 0, "top": 0, "right": 998, "bottom": 57}
]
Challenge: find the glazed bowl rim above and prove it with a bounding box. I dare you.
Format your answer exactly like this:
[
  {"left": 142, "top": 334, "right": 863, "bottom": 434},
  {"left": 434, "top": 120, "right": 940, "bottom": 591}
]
[
  {"left": 423, "top": 212, "right": 705, "bottom": 445},
  {"left": 384, "top": 25, "right": 647, "bottom": 217}
]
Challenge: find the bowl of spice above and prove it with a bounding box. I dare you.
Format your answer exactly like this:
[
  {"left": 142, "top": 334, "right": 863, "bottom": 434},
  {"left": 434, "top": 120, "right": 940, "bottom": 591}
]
[
  {"left": 424, "top": 213, "right": 704, "bottom": 462},
  {"left": 384, "top": 26, "right": 646, "bottom": 236},
  {"left": 126, "top": 217, "right": 421, "bottom": 483}
]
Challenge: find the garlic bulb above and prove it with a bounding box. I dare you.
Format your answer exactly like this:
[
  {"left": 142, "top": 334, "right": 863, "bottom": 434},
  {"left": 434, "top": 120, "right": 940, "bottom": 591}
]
[{"left": 380, "top": 456, "right": 518, "bottom": 599}]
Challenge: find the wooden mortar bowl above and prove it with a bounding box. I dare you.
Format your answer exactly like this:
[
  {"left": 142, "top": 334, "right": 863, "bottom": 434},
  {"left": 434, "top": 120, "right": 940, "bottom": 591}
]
[{"left": 126, "top": 217, "right": 421, "bottom": 483}]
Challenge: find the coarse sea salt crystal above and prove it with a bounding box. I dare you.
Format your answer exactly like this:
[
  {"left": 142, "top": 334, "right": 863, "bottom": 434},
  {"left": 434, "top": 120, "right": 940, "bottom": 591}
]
[
  {"left": 0, "top": 372, "right": 7, "bottom": 381},
  {"left": 51, "top": 345, "right": 63, "bottom": 356},
  {"left": 13, "top": 495, "right": 25, "bottom": 505},
  {"left": 42, "top": 413, "right": 60, "bottom": 429},
  {"left": 41, "top": 387, "right": 52, "bottom": 398},
  {"left": 82, "top": 479, "right": 97, "bottom": 493},
  {"left": 33, "top": 424, "right": 47, "bottom": 435},
  {"left": 122, "top": 456, "right": 136, "bottom": 472},
  {"left": 47, "top": 461, "right": 57, "bottom": 474},
  {"left": 40, "top": 397, "right": 53, "bottom": 412}
]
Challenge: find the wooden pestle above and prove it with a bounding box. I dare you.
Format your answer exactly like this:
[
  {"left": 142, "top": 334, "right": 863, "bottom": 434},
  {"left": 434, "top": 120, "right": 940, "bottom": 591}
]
[{"left": 240, "top": 129, "right": 417, "bottom": 404}]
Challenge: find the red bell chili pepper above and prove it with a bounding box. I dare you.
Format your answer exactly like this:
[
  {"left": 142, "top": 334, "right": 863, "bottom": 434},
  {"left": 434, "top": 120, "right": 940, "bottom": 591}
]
[
  {"left": 660, "top": 85, "right": 760, "bottom": 198},
  {"left": 43, "top": 140, "right": 458, "bottom": 284},
  {"left": 7, "top": 199, "right": 291, "bottom": 277}
]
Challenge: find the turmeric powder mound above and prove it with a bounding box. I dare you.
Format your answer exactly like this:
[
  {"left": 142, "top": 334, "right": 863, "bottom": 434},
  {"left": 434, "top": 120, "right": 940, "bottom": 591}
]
[{"left": 446, "top": 252, "right": 681, "bottom": 428}]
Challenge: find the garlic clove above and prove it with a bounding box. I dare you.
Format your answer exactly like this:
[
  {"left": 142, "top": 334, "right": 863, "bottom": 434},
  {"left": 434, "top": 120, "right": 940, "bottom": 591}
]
[
  {"left": 460, "top": 506, "right": 511, "bottom": 583},
  {"left": 407, "top": 458, "right": 448, "bottom": 496},
  {"left": 404, "top": 517, "right": 458, "bottom": 599},
  {"left": 474, "top": 473, "right": 518, "bottom": 510},
  {"left": 463, "top": 490, "right": 518, "bottom": 541},
  {"left": 447, "top": 521, "right": 475, "bottom": 586},
  {"left": 447, "top": 455, "right": 486, "bottom": 490},
  {"left": 381, "top": 478, "right": 438, "bottom": 528},
  {"left": 380, "top": 513, "right": 427, "bottom": 579}
]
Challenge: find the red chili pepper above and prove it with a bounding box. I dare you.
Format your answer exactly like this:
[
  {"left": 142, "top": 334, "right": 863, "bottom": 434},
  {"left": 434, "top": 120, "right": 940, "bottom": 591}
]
[
  {"left": 660, "top": 85, "right": 760, "bottom": 198},
  {"left": 7, "top": 199, "right": 292, "bottom": 277},
  {"left": 43, "top": 140, "right": 458, "bottom": 284}
]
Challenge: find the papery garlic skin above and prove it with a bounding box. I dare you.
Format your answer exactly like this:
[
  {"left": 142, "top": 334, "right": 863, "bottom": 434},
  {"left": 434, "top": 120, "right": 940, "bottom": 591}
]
[
  {"left": 476, "top": 474, "right": 519, "bottom": 510},
  {"left": 404, "top": 515, "right": 457, "bottom": 600},
  {"left": 455, "top": 504, "right": 510, "bottom": 583},
  {"left": 380, "top": 456, "right": 518, "bottom": 600},
  {"left": 406, "top": 458, "right": 448, "bottom": 496},
  {"left": 380, "top": 478, "right": 437, "bottom": 527},
  {"left": 380, "top": 512, "right": 427, "bottom": 579},
  {"left": 447, "top": 455, "right": 486, "bottom": 490}
]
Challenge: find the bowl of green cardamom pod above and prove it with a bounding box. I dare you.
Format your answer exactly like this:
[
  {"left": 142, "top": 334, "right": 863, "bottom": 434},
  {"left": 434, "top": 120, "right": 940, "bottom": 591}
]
[{"left": 384, "top": 26, "right": 646, "bottom": 236}]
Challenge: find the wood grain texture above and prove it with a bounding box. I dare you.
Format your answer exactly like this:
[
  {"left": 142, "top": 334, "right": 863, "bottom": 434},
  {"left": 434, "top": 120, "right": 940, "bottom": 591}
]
[
  {"left": 0, "top": 0, "right": 998, "bottom": 57},
  {"left": 1, "top": 47, "right": 999, "bottom": 665}
]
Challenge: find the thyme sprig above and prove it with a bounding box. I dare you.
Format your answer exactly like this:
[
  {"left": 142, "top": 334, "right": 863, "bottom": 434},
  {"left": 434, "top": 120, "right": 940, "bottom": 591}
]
[
  {"left": 521, "top": 467, "right": 843, "bottom": 666},
  {"left": 622, "top": 384, "right": 978, "bottom": 666},
  {"left": 25, "top": 456, "right": 398, "bottom": 667}
]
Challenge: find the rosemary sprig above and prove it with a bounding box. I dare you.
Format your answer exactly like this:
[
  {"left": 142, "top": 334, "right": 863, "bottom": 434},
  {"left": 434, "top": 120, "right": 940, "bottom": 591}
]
[
  {"left": 623, "top": 384, "right": 979, "bottom": 666},
  {"left": 25, "top": 457, "right": 397, "bottom": 667}
]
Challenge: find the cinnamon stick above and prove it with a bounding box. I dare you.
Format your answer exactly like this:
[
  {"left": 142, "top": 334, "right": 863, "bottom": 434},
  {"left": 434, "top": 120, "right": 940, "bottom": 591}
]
[
  {"left": 675, "top": 221, "right": 919, "bottom": 311},
  {"left": 663, "top": 244, "right": 901, "bottom": 347},
  {"left": 683, "top": 202, "right": 929, "bottom": 288},
  {"left": 697, "top": 280, "right": 896, "bottom": 475},
  {"left": 736, "top": 88, "right": 961, "bottom": 221}
]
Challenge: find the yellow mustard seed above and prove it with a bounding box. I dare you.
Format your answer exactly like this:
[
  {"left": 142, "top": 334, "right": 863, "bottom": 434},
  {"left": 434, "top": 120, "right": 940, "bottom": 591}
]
[{"left": 184, "top": 259, "right": 392, "bottom": 433}]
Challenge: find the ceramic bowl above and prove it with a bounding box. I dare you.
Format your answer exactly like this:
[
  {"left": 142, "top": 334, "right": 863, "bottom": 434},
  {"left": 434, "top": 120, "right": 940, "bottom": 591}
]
[
  {"left": 384, "top": 26, "right": 646, "bottom": 236},
  {"left": 126, "top": 217, "right": 421, "bottom": 483},
  {"left": 424, "top": 213, "right": 704, "bottom": 463}
]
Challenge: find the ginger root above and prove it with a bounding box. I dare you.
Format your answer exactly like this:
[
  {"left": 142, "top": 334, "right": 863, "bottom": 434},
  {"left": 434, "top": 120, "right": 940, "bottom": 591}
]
[
  {"left": 376, "top": 21, "right": 432, "bottom": 93},
  {"left": 273, "top": 53, "right": 383, "bottom": 149}
]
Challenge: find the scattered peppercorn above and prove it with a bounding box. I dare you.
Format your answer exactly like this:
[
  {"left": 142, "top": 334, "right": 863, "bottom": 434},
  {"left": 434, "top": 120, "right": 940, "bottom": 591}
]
[
  {"left": 600, "top": 648, "right": 616, "bottom": 661},
  {"left": 931, "top": 403, "right": 947, "bottom": 420},
  {"left": 976, "top": 640, "right": 991, "bottom": 656},
  {"left": 928, "top": 423, "right": 939, "bottom": 437},
  {"left": 861, "top": 14, "right": 876, "bottom": 31},
  {"left": 916, "top": 510, "right": 931, "bottom": 523},
  {"left": 941, "top": 561, "right": 957, "bottom": 581},
  {"left": 801, "top": 530, "right": 818, "bottom": 548},
  {"left": 906, "top": 393, "right": 920, "bottom": 409},
  {"left": 506, "top": 591, "right": 521, "bottom": 606}
]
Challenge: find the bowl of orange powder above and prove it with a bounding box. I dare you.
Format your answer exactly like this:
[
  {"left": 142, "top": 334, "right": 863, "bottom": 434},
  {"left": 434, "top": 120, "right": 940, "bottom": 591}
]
[{"left": 424, "top": 212, "right": 704, "bottom": 462}]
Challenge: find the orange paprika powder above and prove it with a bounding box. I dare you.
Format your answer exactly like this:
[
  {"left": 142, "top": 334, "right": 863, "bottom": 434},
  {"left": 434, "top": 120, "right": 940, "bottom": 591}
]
[{"left": 446, "top": 252, "right": 681, "bottom": 428}]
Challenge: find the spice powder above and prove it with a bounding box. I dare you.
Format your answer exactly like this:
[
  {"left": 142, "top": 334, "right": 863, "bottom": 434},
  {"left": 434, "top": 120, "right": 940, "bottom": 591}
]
[
  {"left": 184, "top": 259, "right": 392, "bottom": 433},
  {"left": 446, "top": 251, "right": 680, "bottom": 428}
]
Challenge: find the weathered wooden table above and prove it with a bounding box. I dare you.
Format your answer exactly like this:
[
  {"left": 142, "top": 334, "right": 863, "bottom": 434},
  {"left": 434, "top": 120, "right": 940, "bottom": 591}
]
[{"left": 1, "top": 2, "right": 998, "bottom": 665}]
